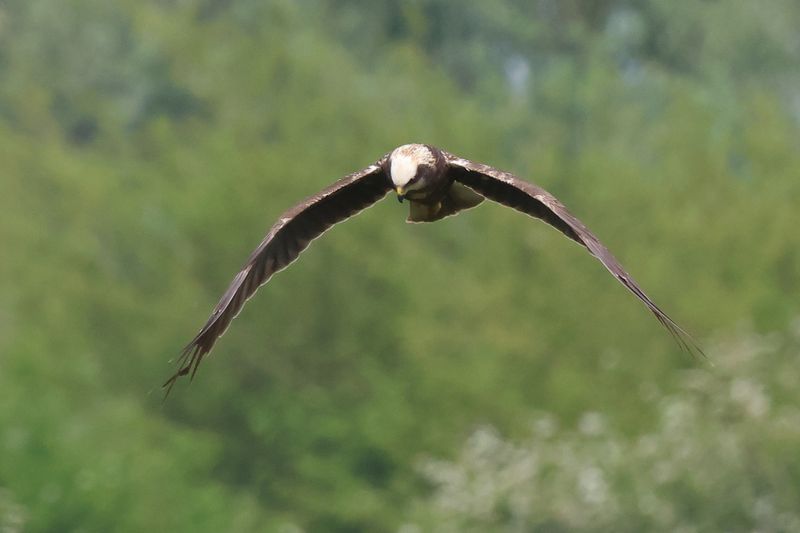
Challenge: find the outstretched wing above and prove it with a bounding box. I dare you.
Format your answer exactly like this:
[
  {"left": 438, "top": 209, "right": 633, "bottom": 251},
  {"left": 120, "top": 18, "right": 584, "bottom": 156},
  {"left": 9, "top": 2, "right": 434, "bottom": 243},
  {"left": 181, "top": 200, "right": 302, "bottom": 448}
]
[
  {"left": 444, "top": 151, "right": 702, "bottom": 356},
  {"left": 165, "top": 158, "right": 391, "bottom": 394}
]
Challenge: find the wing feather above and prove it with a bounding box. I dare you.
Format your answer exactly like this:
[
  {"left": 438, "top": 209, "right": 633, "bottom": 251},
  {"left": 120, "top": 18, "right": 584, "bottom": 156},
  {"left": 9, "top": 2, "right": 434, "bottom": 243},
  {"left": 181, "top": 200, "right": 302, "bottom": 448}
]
[
  {"left": 164, "top": 158, "right": 391, "bottom": 394},
  {"left": 444, "top": 152, "right": 703, "bottom": 357}
]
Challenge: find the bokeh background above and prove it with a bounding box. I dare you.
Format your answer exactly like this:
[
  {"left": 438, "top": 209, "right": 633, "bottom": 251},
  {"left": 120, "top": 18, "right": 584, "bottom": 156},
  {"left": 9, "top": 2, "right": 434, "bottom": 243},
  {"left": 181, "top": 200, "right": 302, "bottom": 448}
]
[{"left": 2, "top": 1, "right": 800, "bottom": 531}]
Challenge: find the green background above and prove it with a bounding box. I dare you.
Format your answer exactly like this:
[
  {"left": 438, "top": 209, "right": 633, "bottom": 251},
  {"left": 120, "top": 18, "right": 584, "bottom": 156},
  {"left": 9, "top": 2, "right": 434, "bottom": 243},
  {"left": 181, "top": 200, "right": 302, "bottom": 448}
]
[{"left": 1, "top": 1, "right": 799, "bottom": 531}]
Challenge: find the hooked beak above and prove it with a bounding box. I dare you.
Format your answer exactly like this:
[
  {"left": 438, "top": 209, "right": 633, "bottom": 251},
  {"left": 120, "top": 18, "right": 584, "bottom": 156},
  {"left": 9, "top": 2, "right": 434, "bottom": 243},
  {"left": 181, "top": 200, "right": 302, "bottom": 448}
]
[{"left": 395, "top": 186, "right": 406, "bottom": 203}]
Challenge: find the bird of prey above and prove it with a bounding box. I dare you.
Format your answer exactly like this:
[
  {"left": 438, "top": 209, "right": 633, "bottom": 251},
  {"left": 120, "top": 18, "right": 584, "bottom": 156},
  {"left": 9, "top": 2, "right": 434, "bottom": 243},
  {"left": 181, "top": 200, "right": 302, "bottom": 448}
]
[{"left": 164, "top": 143, "right": 701, "bottom": 394}]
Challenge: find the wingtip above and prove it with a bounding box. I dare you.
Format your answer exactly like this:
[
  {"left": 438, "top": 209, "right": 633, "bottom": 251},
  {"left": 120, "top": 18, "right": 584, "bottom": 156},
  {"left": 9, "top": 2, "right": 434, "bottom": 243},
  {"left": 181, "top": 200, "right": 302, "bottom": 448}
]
[
  {"left": 162, "top": 340, "right": 205, "bottom": 400},
  {"left": 662, "top": 315, "right": 708, "bottom": 364},
  {"left": 161, "top": 364, "right": 188, "bottom": 400}
]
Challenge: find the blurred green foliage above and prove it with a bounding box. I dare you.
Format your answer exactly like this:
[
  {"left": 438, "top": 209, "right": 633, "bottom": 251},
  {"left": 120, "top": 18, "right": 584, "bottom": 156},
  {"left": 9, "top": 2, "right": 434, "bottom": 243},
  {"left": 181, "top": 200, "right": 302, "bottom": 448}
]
[
  {"left": 413, "top": 326, "right": 800, "bottom": 531},
  {"left": 0, "top": 1, "right": 798, "bottom": 531}
]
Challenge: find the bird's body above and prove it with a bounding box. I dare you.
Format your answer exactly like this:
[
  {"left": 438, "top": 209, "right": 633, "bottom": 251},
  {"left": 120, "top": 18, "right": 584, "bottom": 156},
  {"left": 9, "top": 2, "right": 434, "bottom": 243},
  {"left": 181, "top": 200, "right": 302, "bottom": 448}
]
[
  {"left": 388, "top": 144, "right": 485, "bottom": 222},
  {"left": 164, "top": 144, "right": 701, "bottom": 394}
]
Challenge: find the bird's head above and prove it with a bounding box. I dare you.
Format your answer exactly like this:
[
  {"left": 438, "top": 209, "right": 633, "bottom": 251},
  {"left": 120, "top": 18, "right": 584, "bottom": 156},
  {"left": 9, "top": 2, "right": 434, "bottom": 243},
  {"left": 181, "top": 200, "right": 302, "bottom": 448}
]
[{"left": 389, "top": 144, "right": 436, "bottom": 202}]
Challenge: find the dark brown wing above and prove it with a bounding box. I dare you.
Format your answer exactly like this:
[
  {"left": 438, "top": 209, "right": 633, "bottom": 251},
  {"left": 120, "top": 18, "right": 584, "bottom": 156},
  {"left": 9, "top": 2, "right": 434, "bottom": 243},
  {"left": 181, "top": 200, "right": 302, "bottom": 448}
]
[
  {"left": 164, "top": 158, "right": 391, "bottom": 395},
  {"left": 444, "top": 151, "right": 703, "bottom": 357}
]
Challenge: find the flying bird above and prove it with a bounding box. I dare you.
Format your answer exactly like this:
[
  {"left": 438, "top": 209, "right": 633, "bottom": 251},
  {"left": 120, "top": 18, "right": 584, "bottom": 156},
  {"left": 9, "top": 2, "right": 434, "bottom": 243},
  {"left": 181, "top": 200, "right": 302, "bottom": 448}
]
[{"left": 164, "top": 144, "right": 701, "bottom": 394}]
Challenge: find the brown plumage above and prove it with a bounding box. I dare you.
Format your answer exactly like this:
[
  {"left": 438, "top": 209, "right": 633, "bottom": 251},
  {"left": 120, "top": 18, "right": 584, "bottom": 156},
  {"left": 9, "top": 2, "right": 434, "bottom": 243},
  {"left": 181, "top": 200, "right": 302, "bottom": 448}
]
[{"left": 164, "top": 144, "right": 702, "bottom": 395}]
